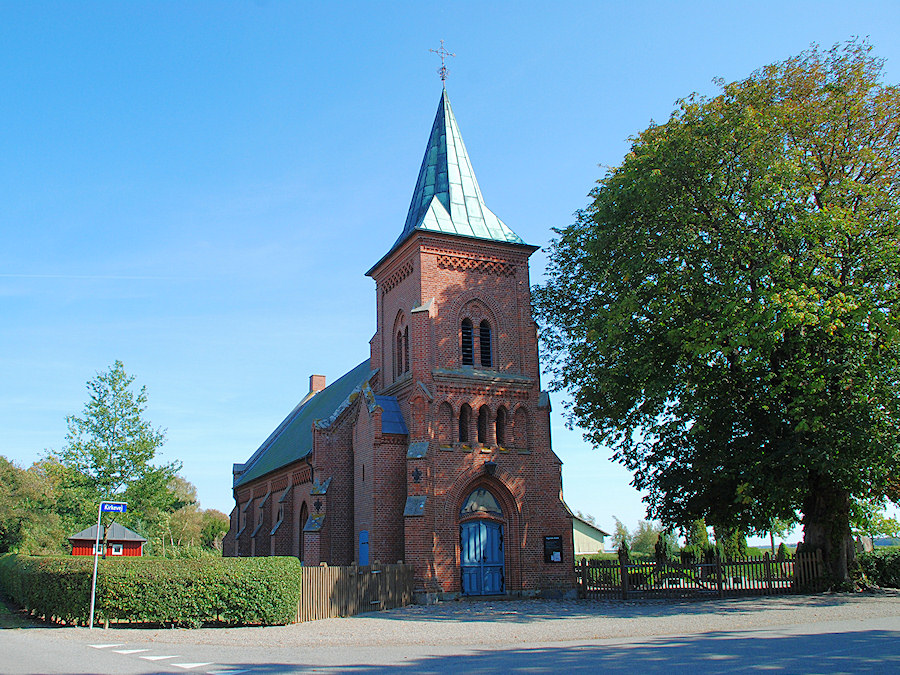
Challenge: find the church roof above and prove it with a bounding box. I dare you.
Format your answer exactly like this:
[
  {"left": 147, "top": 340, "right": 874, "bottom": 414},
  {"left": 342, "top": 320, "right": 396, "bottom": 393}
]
[
  {"left": 233, "top": 360, "right": 388, "bottom": 488},
  {"left": 370, "top": 90, "right": 527, "bottom": 273}
]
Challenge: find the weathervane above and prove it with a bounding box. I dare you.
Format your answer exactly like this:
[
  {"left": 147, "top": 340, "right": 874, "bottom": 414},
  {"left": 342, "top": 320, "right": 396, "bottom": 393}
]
[{"left": 429, "top": 40, "right": 455, "bottom": 82}]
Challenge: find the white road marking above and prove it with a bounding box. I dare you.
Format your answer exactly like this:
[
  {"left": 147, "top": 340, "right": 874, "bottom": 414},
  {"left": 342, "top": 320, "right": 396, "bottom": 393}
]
[
  {"left": 89, "top": 643, "right": 126, "bottom": 649},
  {"left": 113, "top": 649, "right": 150, "bottom": 654},
  {"left": 140, "top": 655, "right": 182, "bottom": 661},
  {"left": 206, "top": 671, "right": 250, "bottom": 674},
  {"left": 172, "top": 663, "right": 215, "bottom": 670}
]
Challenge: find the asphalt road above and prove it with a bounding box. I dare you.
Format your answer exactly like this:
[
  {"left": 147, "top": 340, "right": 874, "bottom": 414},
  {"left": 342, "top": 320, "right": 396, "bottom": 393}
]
[{"left": 3, "top": 594, "right": 899, "bottom": 674}]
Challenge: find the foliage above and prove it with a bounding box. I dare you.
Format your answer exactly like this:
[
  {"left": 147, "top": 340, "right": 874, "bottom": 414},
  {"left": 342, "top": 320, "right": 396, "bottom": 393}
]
[
  {"left": 857, "top": 549, "right": 900, "bottom": 588},
  {"left": 850, "top": 498, "right": 900, "bottom": 539},
  {"left": 575, "top": 510, "right": 598, "bottom": 526},
  {"left": 684, "top": 519, "right": 710, "bottom": 548},
  {"left": 0, "top": 554, "right": 93, "bottom": 624},
  {"left": 50, "top": 360, "right": 181, "bottom": 530},
  {"left": 2, "top": 363, "right": 222, "bottom": 558},
  {"left": 631, "top": 520, "right": 678, "bottom": 556},
  {"left": 611, "top": 517, "right": 631, "bottom": 550},
  {"left": 715, "top": 527, "right": 749, "bottom": 560},
  {"left": 680, "top": 519, "right": 714, "bottom": 561},
  {"left": 201, "top": 510, "right": 230, "bottom": 550},
  {"left": 144, "top": 479, "right": 229, "bottom": 556},
  {"left": 533, "top": 40, "right": 900, "bottom": 584},
  {"left": 0, "top": 554, "right": 301, "bottom": 627},
  {"left": 0, "top": 458, "right": 68, "bottom": 555}
]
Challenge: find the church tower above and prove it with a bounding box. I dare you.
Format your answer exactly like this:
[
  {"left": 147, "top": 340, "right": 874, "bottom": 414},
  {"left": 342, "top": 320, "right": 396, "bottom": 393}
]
[
  {"left": 224, "top": 86, "right": 574, "bottom": 600},
  {"left": 366, "top": 89, "right": 574, "bottom": 597}
]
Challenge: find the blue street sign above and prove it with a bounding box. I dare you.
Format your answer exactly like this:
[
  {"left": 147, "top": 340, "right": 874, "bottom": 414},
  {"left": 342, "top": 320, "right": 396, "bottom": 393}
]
[{"left": 101, "top": 502, "right": 127, "bottom": 513}]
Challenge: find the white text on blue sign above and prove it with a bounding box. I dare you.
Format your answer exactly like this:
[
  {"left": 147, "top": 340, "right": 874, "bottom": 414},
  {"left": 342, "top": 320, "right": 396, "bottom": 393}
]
[{"left": 101, "top": 502, "right": 127, "bottom": 513}]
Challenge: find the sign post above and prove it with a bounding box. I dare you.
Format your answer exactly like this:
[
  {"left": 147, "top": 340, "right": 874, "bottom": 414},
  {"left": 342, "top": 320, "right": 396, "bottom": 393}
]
[{"left": 88, "top": 501, "right": 127, "bottom": 630}]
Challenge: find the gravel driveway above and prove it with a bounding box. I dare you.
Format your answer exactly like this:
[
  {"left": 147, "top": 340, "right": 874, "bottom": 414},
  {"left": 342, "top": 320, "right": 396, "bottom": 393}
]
[{"left": 46, "top": 590, "right": 900, "bottom": 648}]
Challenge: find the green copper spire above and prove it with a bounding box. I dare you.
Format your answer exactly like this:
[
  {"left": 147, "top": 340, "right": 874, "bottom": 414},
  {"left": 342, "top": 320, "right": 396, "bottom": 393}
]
[{"left": 394, "top": 90, "right": 526, "bottom": 250}]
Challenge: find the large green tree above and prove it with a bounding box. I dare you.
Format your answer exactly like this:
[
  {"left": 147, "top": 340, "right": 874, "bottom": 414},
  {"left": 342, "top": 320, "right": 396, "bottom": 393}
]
[
  {"left": 51, "top": 360, "right": 181, "bottom": 528},
  {"left": 534, "top": 41, "right": 900, "bottom": 584},
  {"left": 0, "top": 457, "right": 67, "bottom": 554}
]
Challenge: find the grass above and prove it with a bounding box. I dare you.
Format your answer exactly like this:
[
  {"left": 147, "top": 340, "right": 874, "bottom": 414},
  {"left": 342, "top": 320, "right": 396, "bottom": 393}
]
[{"left": 0, "top": 599, "right": 31, "bottom": 629}]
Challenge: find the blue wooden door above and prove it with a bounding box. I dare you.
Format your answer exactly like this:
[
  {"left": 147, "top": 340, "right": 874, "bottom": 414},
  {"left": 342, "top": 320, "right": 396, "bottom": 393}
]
[
  {"left": 359, "top": 530, "right": 369, "bottom": 567},
  {"left": 460, "top": 520, "right": 504, "bottom": 595}
]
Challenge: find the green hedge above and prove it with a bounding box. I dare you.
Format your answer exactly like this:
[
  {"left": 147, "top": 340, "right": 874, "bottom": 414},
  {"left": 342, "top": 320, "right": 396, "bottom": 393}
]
[
  {"left": 858, "top": 549, "right": 900, "bottom": 588},
  {"left": 0, "top": 555, "right": 93, "bottom": 625},
  {"left": 0, "top": 554, "right": 302, "bottom": 626}
]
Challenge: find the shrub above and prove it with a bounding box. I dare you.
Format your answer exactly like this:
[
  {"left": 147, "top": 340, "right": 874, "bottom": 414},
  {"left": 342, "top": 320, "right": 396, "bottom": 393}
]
[
  {"left": 858, "top": 549, "right": 900, "bottom": 588},
  {"left": 0, "top": 554, "right": 93, "bottom": 624},
  {"left": 0, "top": 554, "right": 302, "bottom": 626},
  {"left": 776, "top": 542, "right": 789, "bottom": 560}
]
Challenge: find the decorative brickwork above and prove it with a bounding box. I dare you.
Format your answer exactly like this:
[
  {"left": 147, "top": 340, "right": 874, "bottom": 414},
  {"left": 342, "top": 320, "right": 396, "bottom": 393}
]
[
  {"left": 380, "top": 260, "right": 414, "bottom": 295},
  {"left": 436, "top": 254, "right": 516, "bottom": 277}
]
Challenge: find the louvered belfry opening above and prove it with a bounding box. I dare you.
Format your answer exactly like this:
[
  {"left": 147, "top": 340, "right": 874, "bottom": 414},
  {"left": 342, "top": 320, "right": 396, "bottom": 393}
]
[
  {"left": 461, "top": 319, "right": 474, "bottom": 366},
  {"left": 479, "top": 320, "right": 492, "bottom": 368}
]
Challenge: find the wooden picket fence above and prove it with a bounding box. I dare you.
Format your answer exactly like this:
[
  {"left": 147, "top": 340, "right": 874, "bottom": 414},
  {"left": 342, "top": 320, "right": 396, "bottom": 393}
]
[
  {"left": 577, "top": 551, "right": 826, "bottom": 600},
  {"left": 298, "top": 563, "right": 414, "bottom": 622}
]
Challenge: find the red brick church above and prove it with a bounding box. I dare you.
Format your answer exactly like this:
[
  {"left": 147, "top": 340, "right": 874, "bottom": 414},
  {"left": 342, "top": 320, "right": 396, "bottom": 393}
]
[{"left": 223, "top": 88, "right": 575, "bottom": 598}]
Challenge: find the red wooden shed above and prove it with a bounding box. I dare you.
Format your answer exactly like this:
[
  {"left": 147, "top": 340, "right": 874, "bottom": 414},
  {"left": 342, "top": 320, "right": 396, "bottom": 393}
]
[{"left": 68, "top": 522, "right": 146, "bottom": 557}]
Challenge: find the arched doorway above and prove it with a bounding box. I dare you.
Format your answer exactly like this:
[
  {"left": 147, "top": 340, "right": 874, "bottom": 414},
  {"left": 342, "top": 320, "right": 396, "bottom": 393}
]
[{"left": 459, "top": 487, "right": 505, "bottom": 595}]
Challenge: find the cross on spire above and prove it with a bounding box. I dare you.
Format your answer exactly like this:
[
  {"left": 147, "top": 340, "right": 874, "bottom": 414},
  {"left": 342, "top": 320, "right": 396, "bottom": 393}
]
[{"left": 429, "top": 40, "right": 455, "bottom": 83}]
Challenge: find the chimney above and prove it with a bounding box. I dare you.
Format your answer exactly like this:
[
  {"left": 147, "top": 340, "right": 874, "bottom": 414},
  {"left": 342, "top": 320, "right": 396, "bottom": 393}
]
[{"left": 309, "top": 374, "right": 326, "bottom": 394}]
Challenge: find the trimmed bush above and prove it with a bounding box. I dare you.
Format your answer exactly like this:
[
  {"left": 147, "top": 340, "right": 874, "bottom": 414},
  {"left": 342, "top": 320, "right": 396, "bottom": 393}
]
[
  {"left": 858, "top": 549, "right": 900, "bottom": 588},
  {"left": 0, "top": 554, "right": 302, "bottom": 626},
  {"left": 0, "top": 554, "right": 93, "bottom": 624}
]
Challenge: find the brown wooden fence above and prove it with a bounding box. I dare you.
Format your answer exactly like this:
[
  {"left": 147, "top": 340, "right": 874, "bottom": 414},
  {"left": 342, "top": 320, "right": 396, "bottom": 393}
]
[
  {"left": 577, "top": 551, "right": 826, "bottom": 600},
  {"left": 298, "top": 563, "right": 414, "bottom": 622}
]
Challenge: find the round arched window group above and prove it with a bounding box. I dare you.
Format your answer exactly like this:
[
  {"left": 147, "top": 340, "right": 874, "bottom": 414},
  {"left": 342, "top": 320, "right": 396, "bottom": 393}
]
[{"left": 437, "top": 402, "right": 528, "bottom": 448}]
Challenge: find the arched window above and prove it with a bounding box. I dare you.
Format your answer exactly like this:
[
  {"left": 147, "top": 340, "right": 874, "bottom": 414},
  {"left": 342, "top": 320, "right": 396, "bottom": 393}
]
[
  {"left": 477, "top": 405, "right": 489, "bottom": 445},
  {"left": 298, "top": 502, "right": 308, "bottom": 562},
  {"left": 459, "top": 404, "right": 471, "bottom": 443},
  {"left": 460, "top": 487, "right": 503, "bottom": 517},
  {"left": 479, "top": 320, "right": 492, "bottom": 368},
  {"left": 403, "top": 326, "right": 410, "bottom": 373},
  {"left": 495, "top": 407, "right": 507, "bottom": 446},
  {"left": 396, "top": 330, "right": 403, "bottom": 377},
  {"left": 461, "top": 319, "right": 474, "bottom": 366}
]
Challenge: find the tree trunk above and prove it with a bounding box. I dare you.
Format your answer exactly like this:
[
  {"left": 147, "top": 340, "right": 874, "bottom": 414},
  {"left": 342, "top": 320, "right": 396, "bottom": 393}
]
[{"left": 802, "top": 474, "right": 855, "bottom": 587}]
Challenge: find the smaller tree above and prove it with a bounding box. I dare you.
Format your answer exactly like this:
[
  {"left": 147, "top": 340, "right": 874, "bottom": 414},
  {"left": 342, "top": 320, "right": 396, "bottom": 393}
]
[
  {"left": 680, "top": 518, "right": 712, "bottom": 561},
  {"left": 631, "top": 520, "right": 678, "bottom": 556},
  {"left": 611, "top": 517, "right": 632, "bottom": 550},
  {"left": 760, "top": 516, "right": 799, "bottom": 554},
  {"left": 684, "top": 519, "right": 710, "bottom": 548},
  {"left": 52, "top": 360, "right": 181, "bottom": 529},
  {"left": 575, "top": 510, "right": 597, "bottom": 526},
  {"left": 715, "top": 526, "right": 749, "bottom": 560},
  {"left": 164, "top": 477, "right": 202, "bottom": 548},
  {"left": 201, "top": 510, "right": 230, "bottom": 551}
]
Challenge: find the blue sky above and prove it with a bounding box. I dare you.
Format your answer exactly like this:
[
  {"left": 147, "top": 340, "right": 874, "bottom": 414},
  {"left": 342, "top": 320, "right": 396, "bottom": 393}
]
[{"left": 2, "top": 1, "right": 898, "bottom": 544}]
